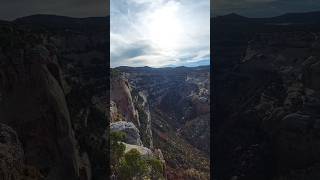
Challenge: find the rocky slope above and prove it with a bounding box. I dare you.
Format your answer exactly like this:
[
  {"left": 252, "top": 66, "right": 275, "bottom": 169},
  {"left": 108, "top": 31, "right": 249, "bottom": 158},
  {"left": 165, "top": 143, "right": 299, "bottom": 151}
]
[
  {"left": 213, "top": 12, "right": 320, "bottom": 180},
  {"left": 0, "top": 123, "right": 44, "bottom": 180},
  {"left": 0, "top": 15, "right": 108, "bottom": 180},
  {"left": 110, "top": 70, "right": 166, "bottom": 179},
  {"left": 112, "top": 66, "right": 210, "bottom": 179}
]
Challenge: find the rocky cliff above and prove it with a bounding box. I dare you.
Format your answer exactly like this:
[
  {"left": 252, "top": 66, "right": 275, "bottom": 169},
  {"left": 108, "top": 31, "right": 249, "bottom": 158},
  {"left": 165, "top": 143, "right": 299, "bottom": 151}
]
[
  {"left": 110, "top": 70, "right": 153, "bottom": 148},
  {"left": 110, "top": 70, "right": 166, "bottom": 179},
  {"left": 0, "top": 123, "right": 44, "bottom": 180},
  {"left": 213, "top": 12, "right": 320, "bottom": 180},
  {"left": 112, "top": 66, "right": 210, "bottom": 180},
  {"left": 0, "top": 15, "right": 108, "bottom": 180}
]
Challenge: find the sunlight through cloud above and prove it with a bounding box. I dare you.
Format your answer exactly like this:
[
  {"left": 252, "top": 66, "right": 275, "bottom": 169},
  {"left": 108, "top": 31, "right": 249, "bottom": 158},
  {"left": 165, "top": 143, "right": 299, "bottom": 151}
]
[{"left": 111, "top": 0, "right": 210, "bottom": 67}]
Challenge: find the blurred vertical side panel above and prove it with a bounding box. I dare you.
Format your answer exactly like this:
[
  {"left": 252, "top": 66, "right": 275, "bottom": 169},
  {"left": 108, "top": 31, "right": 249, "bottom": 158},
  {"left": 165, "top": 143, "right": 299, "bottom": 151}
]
[
  {"left": 213, "top": 0, "right": 320, "bottom": 180},
  {"left": 0, "top": 0, "right": 109, "bottom": 179}
]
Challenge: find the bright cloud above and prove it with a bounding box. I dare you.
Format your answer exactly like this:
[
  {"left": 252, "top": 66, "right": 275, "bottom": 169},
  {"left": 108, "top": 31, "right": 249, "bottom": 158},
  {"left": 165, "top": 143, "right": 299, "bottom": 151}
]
[{"left": 110, "top": 0, "right": 210, "bottom": 67}]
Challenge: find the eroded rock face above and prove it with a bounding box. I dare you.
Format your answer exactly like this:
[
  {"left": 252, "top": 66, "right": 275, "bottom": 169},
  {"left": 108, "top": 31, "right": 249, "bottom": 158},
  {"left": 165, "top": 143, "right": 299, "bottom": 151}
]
[
  {"left": 131, "top": 90, "right": 153, "bottom": 148},
  {"left": 110, "top": 72, "right": 154, "bottom": 148},
  {"left": 303, "top": 57, "right": 320, "bottom": 90},
  {"left": 110, "top": 75, "right": 139, "bottom": 125},
  {"left": 214, "top": 22, "right": 320, "bottom": 179},
  {"left": 0, "top": 16, "right": 108, "bottom": 180},
  {"left": 114, "top": 66, "right": 210, "bottom": 179},
  {"left": 274, "top": 92, "right": 320, "bottom": 170},
  {"left": 244, "top": 33, "right": 320, "bottom": 176},
  {"left": 276, "top": 113, "right": 320, "bottom": 169},
  {"left": 110, "top": 101, "right": 120, "bottom": 122},
  {"left": 110, "top": 121, "right": 142, "bottom": 146},
  {"left": 0, "top": 123, "right": 43, "bottom": 180},
  {"left": 0, "top": 26, "right": 85, "bottom": 180},
  {"left": 0, "top": 123, "right": 25, "bottom": 180},
  {"left": 51, "top": 20, "right": 108, "bottom": 180}
]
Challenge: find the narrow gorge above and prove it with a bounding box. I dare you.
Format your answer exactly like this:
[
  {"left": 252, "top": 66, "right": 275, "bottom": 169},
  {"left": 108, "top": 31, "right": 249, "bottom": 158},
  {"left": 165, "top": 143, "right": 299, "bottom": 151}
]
[{"left": 110, "top": 66, "right": 210, "bottom": 179}]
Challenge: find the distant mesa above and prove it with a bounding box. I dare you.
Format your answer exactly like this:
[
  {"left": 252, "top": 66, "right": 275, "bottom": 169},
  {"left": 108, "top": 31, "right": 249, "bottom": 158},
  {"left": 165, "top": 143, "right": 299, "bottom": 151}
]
[
  {"left": 215, "top": 10, "right": 320, "bottom": 24},
  {"left": 11, "top": 14, "right": 109, "bottom": 31}
]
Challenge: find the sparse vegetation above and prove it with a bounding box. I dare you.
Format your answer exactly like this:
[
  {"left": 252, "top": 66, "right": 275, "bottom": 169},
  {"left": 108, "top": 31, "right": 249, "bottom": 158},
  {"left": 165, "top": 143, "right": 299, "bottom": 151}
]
[
  {"left": 147, "top": 158, "right": 165, "bottom": 180},
  {"left": 118, "top": 149, "right": 148, "bottom": 179},
  {"left": 110, "top": 132, "right": 165, "bottom": 179},
  {"left": 110, "top": 131, "right": 126, "bottom": 172},
  {"left": 111, "top": 68, "right": 121, "bottom": 78}
]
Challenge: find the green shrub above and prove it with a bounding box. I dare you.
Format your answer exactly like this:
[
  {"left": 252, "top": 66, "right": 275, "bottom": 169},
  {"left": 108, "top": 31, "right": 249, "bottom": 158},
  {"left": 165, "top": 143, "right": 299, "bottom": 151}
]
[
  {"left": 118, "top": 149, "right": 148, "bottom": 180},
  {"left": 111, "top": 131, "right": 165, "bottom": 179},
  {"left": 111, "top": 68, "right": 121, "bottom": 78},
  {"left": 147, "top": 158, "right": 165, "bottom": 179},
  {"left": 110, "top": 131, "right": 126, "bottom": 171}
]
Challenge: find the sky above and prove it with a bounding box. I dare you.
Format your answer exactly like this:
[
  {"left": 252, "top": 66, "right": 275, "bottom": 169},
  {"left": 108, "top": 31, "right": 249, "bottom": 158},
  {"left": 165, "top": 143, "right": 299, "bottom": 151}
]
[
  {"left": 110, "top": 0, "right": 210, "bottom": 68},
  {"left": 213, "top": 0, "right": 320, "bottom": 17},
  {"left": 0, "top": 0, "right": 108, "bottom": 20}
]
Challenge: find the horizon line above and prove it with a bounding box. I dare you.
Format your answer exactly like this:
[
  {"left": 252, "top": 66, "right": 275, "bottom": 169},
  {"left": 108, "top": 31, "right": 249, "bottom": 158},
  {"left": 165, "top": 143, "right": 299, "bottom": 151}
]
[
  {"left": 111, "top": 64, "right": 210, "bottom": 69},
  {"left": 213, "top": 9, "right": 320, "bottom": 19},
  {"left": 0, "top": 13, "right": 109, "bottom": 22}
]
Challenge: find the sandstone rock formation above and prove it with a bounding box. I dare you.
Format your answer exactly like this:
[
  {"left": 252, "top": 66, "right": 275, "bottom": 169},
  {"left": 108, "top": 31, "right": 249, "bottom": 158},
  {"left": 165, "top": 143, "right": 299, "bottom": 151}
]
[
  {"left": 123, "top": 143, "right": 153, "bottom": 157},
  {"left": 0, "top": 123, "right": 45, "bottom": 180},
  {"left": 110, "top": 121, "right": 142, "bottom": 146},
  {"left": 110, "top": 73, "right": 139, "bottom": 125},
  {"left": 114, "top": 66, "right": 210, "bottom": 179},
  {"left": 213, "top": 13, "right": 320, "bottom": 179},
  {"left": 0, "top": 36, "right": 81, "bottom": 180},
  {"left": 0, "top": 15, "right": 108, "bottom": 180}
]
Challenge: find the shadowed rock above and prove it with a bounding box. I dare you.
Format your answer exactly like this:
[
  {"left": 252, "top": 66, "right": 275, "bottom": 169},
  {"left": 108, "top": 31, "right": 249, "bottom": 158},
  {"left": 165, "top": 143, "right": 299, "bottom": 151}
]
[{"left": 110, "top": 121, "right": 142, "bottom": 146}]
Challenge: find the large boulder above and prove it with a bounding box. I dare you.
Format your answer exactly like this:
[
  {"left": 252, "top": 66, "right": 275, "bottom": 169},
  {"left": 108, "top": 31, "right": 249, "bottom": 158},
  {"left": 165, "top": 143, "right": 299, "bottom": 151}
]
[
  {"left": 110, "top": 121, "right": 143, "bottom": 146},
  {"left": 123, "top": 143, "right": 153, "bottom": 158}
]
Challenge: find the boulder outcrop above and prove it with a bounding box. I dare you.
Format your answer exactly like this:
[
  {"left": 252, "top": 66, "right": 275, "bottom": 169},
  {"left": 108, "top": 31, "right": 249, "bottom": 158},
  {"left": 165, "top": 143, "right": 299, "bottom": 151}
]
[{"left": 110, "top": 121, "right": 142, "bottom": 146}]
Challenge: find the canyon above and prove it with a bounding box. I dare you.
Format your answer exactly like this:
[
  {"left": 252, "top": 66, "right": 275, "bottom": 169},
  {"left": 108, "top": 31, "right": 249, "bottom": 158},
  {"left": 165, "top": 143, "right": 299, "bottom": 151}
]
[
  {"left": 110, "top": 66, "right": 210, "bottom": 179},
  {"left": 213, "top": 11, "right": 320, "bottom": 180},
  {"left": 0, "top": 15, "right": 108, "bottom": 180}
]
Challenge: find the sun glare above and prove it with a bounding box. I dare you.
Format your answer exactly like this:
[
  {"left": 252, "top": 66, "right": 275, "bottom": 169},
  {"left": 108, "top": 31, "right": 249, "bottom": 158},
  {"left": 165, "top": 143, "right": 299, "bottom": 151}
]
[
  {"left": 146, "top": 2, "right": 182, "bottom": 53},
  {"left": 111, "top": 0, "right": 210, "bottom": 67}
]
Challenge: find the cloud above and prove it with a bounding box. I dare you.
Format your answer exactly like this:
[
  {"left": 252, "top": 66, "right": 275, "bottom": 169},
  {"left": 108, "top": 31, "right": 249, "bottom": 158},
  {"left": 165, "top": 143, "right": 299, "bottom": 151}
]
[
  {"left": 111, "top": 0, "right": 210, "bottom": 67},
  {"left": 127, "top": 54, "right": 179, "bottom": 67}
]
